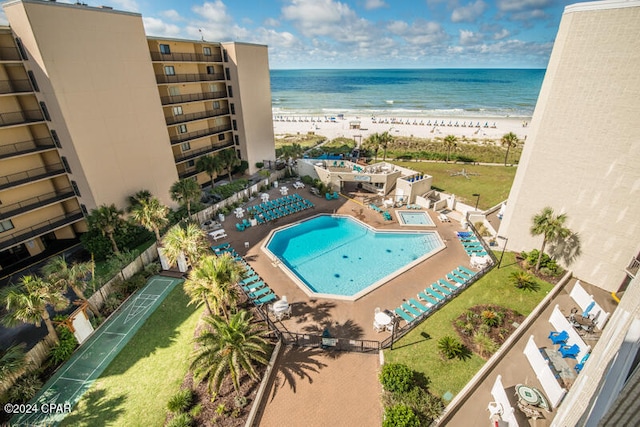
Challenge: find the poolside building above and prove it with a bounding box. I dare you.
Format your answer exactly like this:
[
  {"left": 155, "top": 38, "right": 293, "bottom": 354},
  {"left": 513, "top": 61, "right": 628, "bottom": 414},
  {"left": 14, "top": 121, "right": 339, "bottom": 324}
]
[
  {"left": 496, "top": 1, "right": 640, "bottom": 424},
  {"left": 0, "top": 0, "right": 275, "bottom": 275}
]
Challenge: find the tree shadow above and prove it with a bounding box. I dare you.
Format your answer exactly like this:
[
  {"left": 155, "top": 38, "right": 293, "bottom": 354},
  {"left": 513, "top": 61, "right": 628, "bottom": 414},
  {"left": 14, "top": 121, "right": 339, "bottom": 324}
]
[
  {"left": 60, "top": 388, "right": 126, "bottom": 426},
  {"left": 268, "top": 346, "right": 328, "bottom": 400},
  {"left": 291, "top": 300, "right": 335, "bottom": 325},
  {"left": 549, "top": 231, "right": 582, "bottom": 267},
  {"left": 302, "top": 318, "right": 364, "bottom": 341}
]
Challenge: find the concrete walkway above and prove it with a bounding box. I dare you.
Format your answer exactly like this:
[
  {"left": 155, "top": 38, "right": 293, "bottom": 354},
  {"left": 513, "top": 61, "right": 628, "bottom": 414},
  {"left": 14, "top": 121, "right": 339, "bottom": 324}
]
[{"left": 256, "top": 347, "right": 383, "bottom": 427}]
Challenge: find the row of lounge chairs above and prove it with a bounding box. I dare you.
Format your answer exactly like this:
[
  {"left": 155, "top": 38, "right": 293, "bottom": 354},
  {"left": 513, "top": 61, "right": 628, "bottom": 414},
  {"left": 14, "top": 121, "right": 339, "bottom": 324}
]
[
  {"left": 369, "top": 204, "right": 393, "bottom": 221},
  {"left": 393, "top": 265, "right": 477, "bottom": 324},
  {"left": 210, "top": 243, "right": 278, "bottom": 305},
  {"left": 458, "top": 231, "right": 488, "bottom": 257},
  {"left": 245, "top": 194, "right": 314, "bottom": 224}
]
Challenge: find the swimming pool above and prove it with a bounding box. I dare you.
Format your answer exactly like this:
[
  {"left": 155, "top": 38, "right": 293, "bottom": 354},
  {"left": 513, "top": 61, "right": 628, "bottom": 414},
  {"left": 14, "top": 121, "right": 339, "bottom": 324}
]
[
  {"left": 396, "top": 210, "right": 435, "bottom": 226},
  {"left": 263, "top": 215, "right": 445, "bottom": 300}
]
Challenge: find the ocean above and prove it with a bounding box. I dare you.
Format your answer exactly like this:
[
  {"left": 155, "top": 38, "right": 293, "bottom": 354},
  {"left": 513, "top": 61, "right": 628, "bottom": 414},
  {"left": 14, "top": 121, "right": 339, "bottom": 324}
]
[{"left": 270, "top": 69, "right": 545, "bottom": 119}]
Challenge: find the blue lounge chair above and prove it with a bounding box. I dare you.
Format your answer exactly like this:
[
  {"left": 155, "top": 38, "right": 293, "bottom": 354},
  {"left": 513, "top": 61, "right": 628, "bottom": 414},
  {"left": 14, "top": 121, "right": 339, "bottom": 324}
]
[
  {"left": 457, "top": 266, "right": 476, "bottom": 277},
  {"left": 394, "top": 307, "right": 415, "bottom": 323},
  {"left": 424, "top": 287, "right": 445, "bottom": 302},
  {"left": 255, "top": 293, "right": 277, "bottom": 305},
  {"left": 332, "top": 191, "right": 339, "bottom": 199},
  {"left": 445, "top": 274, "right": 465, "bottom": 287},
  {"left": 240, "top": 275, "right": 260, "bottom": 285},
  {"left": 402, "top": 302, "right": 422, "bottom": 317},
  {"left": 431, "top": 282, "right": 452, "bottom": 296},
  {"left": 559, "top": 343, "right": 580, "bottom": 359},
  {"left": 418, "top": 292, "right": 439, "bottom": 306},
  {"left": 409, "top": 298, "right": 430, "bottom": 313},
  {"left": 574, "top": 353, "right": 590, "bottom": 373},
  {"left": 549, "top": 330, "right": 569, "bottom": 345},
  {"left": 458, "top": 231, "right": 473, "bottom": 237},
  {"left": 242, "top": 219, "right": 251, "bottom": 228},
  {"left": 211, "top": 243, "right": 231, "bottom": 252},
  {"left": 248, "top": 286, "right": 272, "bottom": 299},
  {"left": 441, "top": 277, "right": 461, "bottom": 290},
  {"left": 242, "top": 281, "right": 265, "bottom": 293},
  {"left": 325, "top": 193, "right": 332, "bottom": 200},
  {"left": 235, "top": 223, "right": 245, "bottom": 232}
]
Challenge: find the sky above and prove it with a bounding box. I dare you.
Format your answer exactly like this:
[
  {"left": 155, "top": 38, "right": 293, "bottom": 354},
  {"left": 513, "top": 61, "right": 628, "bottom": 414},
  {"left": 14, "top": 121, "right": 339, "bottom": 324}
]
[{"left": 1, "top": 0, "right": 590, "bottom": 69}]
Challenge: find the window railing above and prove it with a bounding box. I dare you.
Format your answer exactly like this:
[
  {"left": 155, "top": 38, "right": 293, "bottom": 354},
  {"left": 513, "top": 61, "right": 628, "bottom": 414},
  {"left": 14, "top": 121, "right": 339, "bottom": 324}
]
[
  {"left": 169, "top": 123, "right": 232, "bottom": 144},
  {"left": 165, "top": 107, "right": 230, "bottom": 125},
  {"left": 174, "top": 141, "right": 234, "bottom": 163},
  {"left": 150, "top": 51, "right": 223, "bottom": 63},
  {"left": 0, "top": 109, "right": 45, "bottom": 127},
  {"left": 0, "top": 210, "right": 84, "bottom": 251},
  {"left": 177, "top": 169, "right": 199, "bottom": 179},
  {"left": 0, "top": 163, "right": 66, "bottom": 190},
  {"left": 0, "top": 137, "right": 56, "bottom": 160},
  {"left": 160, "top": 90, "right": 228, "bottom": 105},
  {"left": 0, "top": 188, "right": 76, "bottom": 219},
  {"left": 0, "top": 79, "right": 33, "bottom": 94},
  {"left": 155, "top": 72, "right": 226, "bottom": 84},
  {"left": 0, "top": 47, "right": 22, "bottom": 61},
  {"left": 626, "top": 256, "right": 640, "bottom": 278}
]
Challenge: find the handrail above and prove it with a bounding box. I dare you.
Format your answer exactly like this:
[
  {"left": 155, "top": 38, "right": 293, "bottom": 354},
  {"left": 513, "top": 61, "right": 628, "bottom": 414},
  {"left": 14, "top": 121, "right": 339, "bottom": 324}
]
[
  {"left": 174, "top": 141, "right": 234, "bottom": 163},
  {"left": 0, "top": 79, "right": 33, "bottom": 94},
  {"left": 0, "top": 109, "right": 45, "bottom": 127},
  {"left": 0, "top": 210, "right": 84, "bottom": 251},
  {"left": 165, "top": 107, "right": 229, "bottom": 125},
  {"left": 0, "top": 163, "right": 66, "bottom": 190},
  {"left": 0, "top": 137, "right": 56, "bottom": 159},
  {"left": 155, "top": 72, "right": 225, "bottom": 84},
  {"left": 0, "top": 47, "right": 22, "bottom": 61},
  {"left": 150, "top": 51, "right": 223, "bottom": 63},
  {"left": 160, "top": 90, "right": 227, "bottom": 105},
  {"left": 169, "top": 123, "right": 232, "bottom": 144},
  {"left": 0, "top": 187, "right": 75, "bottom": 219}
]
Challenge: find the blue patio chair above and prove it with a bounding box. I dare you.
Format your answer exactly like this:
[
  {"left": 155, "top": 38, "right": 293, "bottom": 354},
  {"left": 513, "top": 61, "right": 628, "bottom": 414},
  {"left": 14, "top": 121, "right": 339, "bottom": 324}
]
[
  {"left": 241, "top": 281, "right": 265, "bottom": 293},
  {"left": 559, "top": 343, "right": 580, "bottom": 359},
  {"left": 549, "top": 330, "right": 569, "bottom": 345},
  {"left": 574, "top": 353, "right": 590, "bottom": 373},
  {"left": 457, "top": 265, "right": 476, "bottom": 277},
  {"left": 445, "top": 274, "right": 465, "bottom": 287},
  {"left": 242, "top": 219, "right": 251, "bottom": 228},
  {"left": 248, "top": 286, "right": 272, "bottom": 300},
  {"left": 325, "top": 193, "right": 332, "bottom": 200},
  {"left": 424, "top": 287, "right": 445, "bottom": 302},
  {"left": 255, "top": 292, "right": 277, "bottom": 305},
  {"left": 235, "top": 223, "right": 245, "bottom": 232},
  {"left": 409, "top": 298, "right": 430, "bottom": 313},
  {"left": 417, "top": 292, "right": 439, "bottom": 306},
  {"left": 394, "top": 307, "right": 415, "bottom": 323},
  {"left": 432, "top": 282, "right": 452, "bottom": 296}
]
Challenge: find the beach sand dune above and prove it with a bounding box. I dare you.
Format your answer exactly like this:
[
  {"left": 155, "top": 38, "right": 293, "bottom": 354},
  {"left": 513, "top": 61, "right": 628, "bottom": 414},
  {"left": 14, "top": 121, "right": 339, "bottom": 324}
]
[{"left": 273, "top": 115, "right": 531, "bottom": 144}]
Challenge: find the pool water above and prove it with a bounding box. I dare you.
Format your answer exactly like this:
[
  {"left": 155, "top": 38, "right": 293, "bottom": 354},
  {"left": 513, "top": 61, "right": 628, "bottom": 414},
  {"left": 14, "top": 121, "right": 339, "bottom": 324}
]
[
  {"left": 397, "top": 210, "right": 435, "bottom": 226},
  {"left": 264, "top": 215, "right": 444, "bottom": 298}
]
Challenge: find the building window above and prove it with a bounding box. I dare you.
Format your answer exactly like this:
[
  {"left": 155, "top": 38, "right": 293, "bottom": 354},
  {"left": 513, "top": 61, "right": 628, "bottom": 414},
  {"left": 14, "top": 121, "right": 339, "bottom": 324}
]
[
  {"left": 61, "top": 156, "right": 71, "bottom": 173},
  {"left": 164, "top": 66, "right": 175, "bottom": 76},
  {"left": 208, "top": 84, "right": 217, "bottom": 93},
  {"left": 1, "top": 219, "right": 15, "bottom": 233},
  {"left": 15, "top": 37, "right": 27, "bottom": 60},
  {"left": 213, "top": 101, "right": 220, "bottom": 109},
  {"left": 160, "top": 44, "right": 171, "bottom": 54},
  {"left": 218, "top": 134, "right": 225, "bottom": 141},
  {"left": 71, "top": 180, "right": 81, "bottom": 196},
  {"left": 80, "top": 204, "right": 88, "bottom": 215},
  {"left": 223, "top": 49, "right": 228, "bottom": 62},
  {"left": 173, "top": 106, "right": 183, "bottom": 116},
  {"left": 232, "top": 119, "right": 237, "bottom": 131},
  {"left": 187, "top": 160, "right": 195, "bottom": 168},
  {"left": 27, "top": 71, "right": 39, "bottom": 92},
  {"left": 227, "top": 85, "right": 233, "bottom": 97},
  {"left": 40, "top": 102, "right": 51, "bottom": 121},
  {"left": 230, "top": 103, "right": 235, "bottom": 115},
  {"left": 203, "top": 47, "right": 211, "bottom": 56},
  {"left": 234, "top": 135, "right": 239, "bottom": 145},
  {"left": 51, "top": 130, "right": 61, "bottom": 148},
  {"left": 236, "top": 149, "right": 242, "bottom": 159},
  {"left": 177, "top": 124, "right": 187, "bottom": 134},
  {"left": 225, "top": 67, "right": 231, "bottom": 80},
  {"left": 168, "top": 86, "right": 180, "bottom": 96},
  {"left": 181, "top": 142, "right": 191, "bottom": 151},
  {"left": 206, "top": 66, "right": 215, "bottom": 75}
]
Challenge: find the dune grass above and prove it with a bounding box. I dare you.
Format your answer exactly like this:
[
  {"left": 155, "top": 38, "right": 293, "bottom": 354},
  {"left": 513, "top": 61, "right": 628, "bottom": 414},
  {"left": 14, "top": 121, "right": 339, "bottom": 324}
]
[
  {"left": 383, "top": 252, "right": 554, "bottom": 399},
  {"left": 61, "top": 283, "right": 201, "bottom": 427},
  {"left": 275, "top": 133, "right": 325, "bottom": 149},
  {"left": 392, "top": 161, "right": 516, "bottom": 210}
]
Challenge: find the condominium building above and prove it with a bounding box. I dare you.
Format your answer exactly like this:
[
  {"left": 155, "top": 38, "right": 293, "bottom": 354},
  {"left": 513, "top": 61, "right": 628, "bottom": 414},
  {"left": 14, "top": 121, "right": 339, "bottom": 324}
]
[{"left": 0, "top": 0, "right": 275, "bottom": 276}]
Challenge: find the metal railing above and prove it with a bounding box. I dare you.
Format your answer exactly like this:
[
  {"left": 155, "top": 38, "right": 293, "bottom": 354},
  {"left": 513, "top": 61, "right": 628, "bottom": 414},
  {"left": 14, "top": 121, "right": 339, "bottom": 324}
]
[
  {"left": 160, "top": 90, "right": 227, "bottom": 105},
  {"left": 626, "top": 256, "right": 640, "bottom": 278},
  {"left": 174, "top": 141, "right": 234, "bottom": 163},
  {"left": 155, "top": 72, "right": 225, "bottom": 84},
  {"left": 165, "top": 107, "right": 229, "bottom": 125},
  {"left": 467, "top": 221, "right": 499, "bottom": 264},
  {"left": 0, "top": 210, "right": 84, "bottom": 251},
  {"left": 0, "top": 79, "right": 33, "bottom": 94},
  {"left": 169, "top": 123, "right": 232, "bottom": 144},
  {"left": 0, "top": 109, "right": 45, "bottom": 127},
  {"left": 280, "top": 331, "right": 381, "bottom": 353},
  {"left": 0, "top": 163, "right": 66, "bottom": 190},
  {"left": 0, "top": 187, "right": 76, "bottom": 219},
  {"left": 178, "top": 169, "right": 199, "bottom": 179},
  {"left": 0, "top": 47, "right": 22, "bottom": 61},
  {"left": 0, "top": 137, "right": 56, "bottom": 160},
  {"left": 150, "top": 51, "right": 223, "bottom": 63}
]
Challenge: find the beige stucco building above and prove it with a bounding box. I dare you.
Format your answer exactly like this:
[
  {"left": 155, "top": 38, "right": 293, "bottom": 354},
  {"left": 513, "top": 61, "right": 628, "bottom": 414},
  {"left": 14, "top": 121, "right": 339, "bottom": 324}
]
[{"left": 0, "top": 0, "right": 275, "bottom": 274}]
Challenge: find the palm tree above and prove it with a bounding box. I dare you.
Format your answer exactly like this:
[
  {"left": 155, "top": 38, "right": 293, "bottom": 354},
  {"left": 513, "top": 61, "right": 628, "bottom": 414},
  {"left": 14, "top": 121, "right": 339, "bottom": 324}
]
[
  {"left": 196, "top": 156, "right": 219, "bottom": 187},
  {"left": 218, "top": 149, "right": 241, "bottom": 182},
  {"left": 1, "top": 275, "right": 69, "bottom": 344},
  {"left": 365, "top": 133, "right": 382, "bottom": 161},
  {"left": 190, "top": 310, "right": 268, "bottom": 397},
  {"left": 501, "top": 132, "right": 519, "bottom": 166},
  {"left": 87, "top": 204, "right": 124, "bottom": 254},
  {"left": 129, "top": 196, "right": 169, "bottom": 243},
  {"left": 42, "top": 256, "right": 99, "bottom": 316},
  {"left": 443, "top": 135, "right": 458, "bottom": 162},
  {"left": 127, "top": 189, "right": 152, "bottom": 210},
  {"left": 380, "top": 131, "right": 393, "bottom": 161},
  {"left": 530, "top": 206, "right": 571, "bottom": 271},
  {"left": 161, "top": 222, "right": 207, "bottom": 269},
  {"left": 0, "top": 344, "right": 28, "bottom": 386},
  {"left": 170, "top": 179, "right": 201, "bottom": 217}
]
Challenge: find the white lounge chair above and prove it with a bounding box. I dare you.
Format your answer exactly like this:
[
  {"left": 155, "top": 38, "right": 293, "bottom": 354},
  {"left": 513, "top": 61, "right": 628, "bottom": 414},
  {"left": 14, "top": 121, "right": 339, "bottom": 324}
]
[{"left": 293, "top": 181, "right": 305, "bottom": 189}]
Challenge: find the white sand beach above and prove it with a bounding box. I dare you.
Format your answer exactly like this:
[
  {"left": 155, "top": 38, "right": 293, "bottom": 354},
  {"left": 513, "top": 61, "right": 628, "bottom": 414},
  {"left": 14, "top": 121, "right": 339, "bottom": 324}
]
[{"left": 273, "top": 114, "right": 531, "bottom": 143}]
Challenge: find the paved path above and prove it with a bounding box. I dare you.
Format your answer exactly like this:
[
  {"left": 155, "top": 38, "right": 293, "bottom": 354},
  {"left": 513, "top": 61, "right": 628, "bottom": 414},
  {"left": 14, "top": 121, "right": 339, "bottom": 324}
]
[
  {"left": 257, "top": 347, "right": 383, "bottom": 427},
  {"left": 10, "top": 276, "right": 182, "bottom": 426}
]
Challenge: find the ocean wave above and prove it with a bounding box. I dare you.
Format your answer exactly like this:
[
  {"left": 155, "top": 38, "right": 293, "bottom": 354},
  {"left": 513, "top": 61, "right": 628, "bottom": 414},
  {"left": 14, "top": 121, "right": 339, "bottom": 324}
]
[{"left": 272, "top": 106, "right": 532, "bottom": 118}]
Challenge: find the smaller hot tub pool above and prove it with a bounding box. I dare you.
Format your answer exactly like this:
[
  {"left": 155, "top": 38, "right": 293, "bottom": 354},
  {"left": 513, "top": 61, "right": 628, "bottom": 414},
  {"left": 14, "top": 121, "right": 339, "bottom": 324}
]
[{"left": 396, "top": 210, "right": 435, "bottom": 226}]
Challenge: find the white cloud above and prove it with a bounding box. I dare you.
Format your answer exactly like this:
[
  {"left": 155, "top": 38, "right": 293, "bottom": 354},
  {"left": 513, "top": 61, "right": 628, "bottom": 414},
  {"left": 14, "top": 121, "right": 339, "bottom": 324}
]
[
  {"left": 496, "top": 0, "right": 553, "bottom": 13},
  {"left": 159, "top": 9, "right": 185, "bottom": 22},
  {"left": 264, "top": 17, "right": 280, "bottom": 27},
  {"left": 364, "top": 0, "right": 387, "bottom": 10},
  {"left": 459, "top": 29, "right": 483, "bottom": 46},
  {"left": 142, "top": 17, "right": 182, "bottom": 37},
  {"left": 281, "top": 0, "right": 358, "bottom": 37},
  {"left": 493, "top": 28, "right": 510, "bottom": 40},
  {"left": 102, "top": 0, "right": 139, "bottom": 12},
  {"left": 451, "top": 0, "right": 487, "bottom": 23},
  {"left": 387, "top": 19, "right": 448, "bottom": 47},
  {"left": 192, "top": 1, "right": 233, "bottom": 27}
]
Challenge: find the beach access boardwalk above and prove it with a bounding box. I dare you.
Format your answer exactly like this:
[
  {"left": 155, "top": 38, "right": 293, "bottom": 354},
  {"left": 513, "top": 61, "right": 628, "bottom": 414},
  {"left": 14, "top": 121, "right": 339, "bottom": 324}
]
[{"left": 11, "top": 276, "right": 183, "bottom": 427}]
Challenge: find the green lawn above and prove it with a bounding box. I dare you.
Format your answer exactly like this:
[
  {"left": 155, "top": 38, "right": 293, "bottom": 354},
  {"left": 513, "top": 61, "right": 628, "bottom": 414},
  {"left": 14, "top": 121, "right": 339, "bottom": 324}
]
[
  {"left": 61, "top": 283, "right": 201, "bottom": 427},
  {"left": 383, "top": 252, "right": 554, "bottom": 398},
  {"left": 275, "top": 133, "right": 325, "bottom": 149},
  {"left": 393, "top": 161, "right": 516, "bottom": 210}
]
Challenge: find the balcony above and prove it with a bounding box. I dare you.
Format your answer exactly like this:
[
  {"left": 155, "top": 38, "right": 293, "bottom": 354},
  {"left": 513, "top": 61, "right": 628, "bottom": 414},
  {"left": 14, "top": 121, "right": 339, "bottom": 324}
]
[
  {"left": 626, "top": 256, "right": 640, "bottom": 279},
  {"left": 0, "top": 187, "right": 76, "bottom": 220},
  {"left": 0, "top": 163, "right": 66, "bottom": 190},
  {"left": 178, "top": 169, "right": 200, "bottom": 180},
  {"left": 166, "top": 107, "right": 230, "bottom": 125},
  {"left": 0, "top": 137, "right": 56, "bottom": 160},
  {"left": 150, "top": 51, "right": 223, "bottom": 63},
  {"left": 160, "top": 90, "right": 228, "bottom": 106},
  {"left": 0, "top": 209, "right": 84, "bottom": 252},
  {"left": 174, "top": 141, "right": 234, "bottom": 164},
  {"left": 0, "top": 79, "right": 33, "bottom": 95},
  {"left": 0, "top": 47, "right": 22, "bottom": 61},
  {"left": 155, "top": 72, "right": 225, "bottom": 85},
  {"left": 0, "top": 109, "right": 45, "bottom": 127},
  {"left": 170, "top": 123, "right": 233, "bottom": 145}
]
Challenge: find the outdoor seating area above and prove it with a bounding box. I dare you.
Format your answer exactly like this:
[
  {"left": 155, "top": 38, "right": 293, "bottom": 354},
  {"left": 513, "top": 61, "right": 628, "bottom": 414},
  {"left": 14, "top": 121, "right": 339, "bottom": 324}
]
[
  {"left": 369, "top": 203, "right": 392, "bottom": 221},
  {"left": 458, "top": 231, "right": 488, "bottom": 257},
  {"left": 269, "top": 296, "right": 292, "bottom": 321},
  {"left": 325, "top": 191, "right": 339, "bottom": 200},
  {"left": 373, "top": 307, "right": 395, "bottom": 333},
  {"left": 293, "top": 181, "right": 305, "bottom": 189},
  {"left": 438, "top": 213, "right": 450, "bottom": 222},
  {"left": 569, "top": 280, "right": 610, "bottom": 330},
  {"left": 208, "top": 228, "right": 227, "bottom": 241},
  {"left": 245, "top": 194, "right": 314, "bottom": 225}
]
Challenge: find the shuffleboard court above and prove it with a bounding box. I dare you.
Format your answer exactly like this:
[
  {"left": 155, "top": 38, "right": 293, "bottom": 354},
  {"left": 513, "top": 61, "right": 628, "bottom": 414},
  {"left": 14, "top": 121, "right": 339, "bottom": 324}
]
[{"left": 10, "top": 276, "right": 182, "bottom": 426}]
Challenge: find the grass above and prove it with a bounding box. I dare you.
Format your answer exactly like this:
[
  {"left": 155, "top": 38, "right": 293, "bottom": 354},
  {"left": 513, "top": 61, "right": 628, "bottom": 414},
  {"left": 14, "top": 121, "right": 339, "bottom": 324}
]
[
  {"left": 61, "top": 283, "right": 202, "bottom": 427},
  {"left": 392, "top": 161, "right": 516, "bottom": 210},
  {"left": 383, "top": 252, "right": 554, "bottom": 398},
  {"left": 274, "top": 133, "right": 325, "bottom": 149}
]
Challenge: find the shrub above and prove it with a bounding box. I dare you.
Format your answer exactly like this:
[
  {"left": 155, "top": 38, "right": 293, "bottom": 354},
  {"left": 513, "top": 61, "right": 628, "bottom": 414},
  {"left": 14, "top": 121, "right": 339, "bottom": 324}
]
[
  {"left": 379, "top": 363, "right": 414, "bottom": 394},
  {"left": 103, "top": 293, "right": 123, "bottom": 315},
  {"left": 49, "top": 326, "right": 78, "bottom": 365},
  {"left": 189, "top": 403, "right": 203, "bottom": 418},
  {"left": 255, "top": 162, "right": 264, "bottom": 169},
  {"left": 437, "top": 336, "right": 470, "bottom": 361},
  {"left": 383, "top": 404, "right": 421, "bottom": 427},
  {"left": 7, "top": 372, "right": 42, "bottom": 403},
  {"left": 473, "top": 332, "right": 500, "bottom": 358},
  {"left": 166, "top": 412, "right": 193, "bottom": 427},
  {"left": 143, "top": 262, "right": 161, "bottom": 276},
  {"left": 510, "top": 271, "right": 539, "bottom": 291},
  {"left": 233, "top": 394, "right": 248, "bottom": 409},
  {"left": 167, "top": 389, "right": 194, "bottom": 413},
  {"left": 481, "top": 310, "right": 503, "bottom": 328}
]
